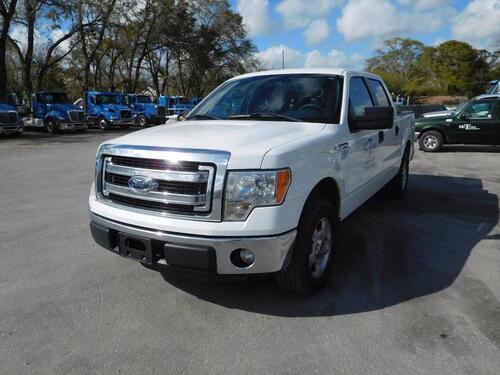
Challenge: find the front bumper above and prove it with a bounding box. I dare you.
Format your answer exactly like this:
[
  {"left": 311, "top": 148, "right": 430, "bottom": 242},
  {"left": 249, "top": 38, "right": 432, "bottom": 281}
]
[
  {"left": 58, "top": 122, "right": 86, "bottom": 130},
  {"left": 0, "top": 123, "right": 24, "bottom": 134},
  {"left": 109, "top": 118, "right": 134, "bottom": 126},
  {"left": 90, "top": 212, "right": 296, "bottom": 275}
]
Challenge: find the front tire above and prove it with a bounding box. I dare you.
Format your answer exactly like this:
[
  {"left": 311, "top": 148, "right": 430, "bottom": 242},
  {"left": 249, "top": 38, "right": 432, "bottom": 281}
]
[
  {"left": 419, "top": 130, "right": 443, "bottom": 152},
  {"left": 46, "top": 119, "right": 58, "bottom": 134},
  {"left": 137, "top": 115, "right": 147, "bottom": 128},
  {"left": 276, "top": 196, "right": 338, "bottom": 295},
  {"left": 98, "top": 117, "right": 109, "bottom": 130}
]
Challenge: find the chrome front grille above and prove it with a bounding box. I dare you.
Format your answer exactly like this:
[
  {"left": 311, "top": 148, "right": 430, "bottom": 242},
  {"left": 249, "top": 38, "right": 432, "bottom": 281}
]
[
  {"left": 96, "top": 145, "right": 230, "bottom": 221},
  {"left": 157, "top": 106, "right": 166, "bottom": 117},
  {"left": 120, "top": 109, "right": 132, "bottom": 119},
  {"left": 0, "top": 111, "right": 17, "bottom": 124},
  {"left": 68, "top": 110, "right": 85, "bottom": 122}
]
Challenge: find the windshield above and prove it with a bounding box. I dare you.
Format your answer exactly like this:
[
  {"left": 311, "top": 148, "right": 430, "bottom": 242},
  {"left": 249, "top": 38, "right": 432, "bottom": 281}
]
[
  {"left": 0, "top": 92, "right": 18, "bottom": 106},
  {"left": 187, "top": 74, "right": 343, "bottom": 123},
  {"left": 136, "top": 95, "right": 153, "bottom": 104},
  {"left": 96, "top": 94, "right": 122, "bottom": 105},
  {"left": 41, "top": 93, "right": 71, "bottom": 104}
]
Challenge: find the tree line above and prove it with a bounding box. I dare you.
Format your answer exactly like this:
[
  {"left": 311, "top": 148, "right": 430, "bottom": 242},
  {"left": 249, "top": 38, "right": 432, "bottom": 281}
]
[
  {"left": 366, "top": 38, "right": 500, "bottom": 100},
  {"left": 0, "top": 0, "right": 258, "bottom": 99}
]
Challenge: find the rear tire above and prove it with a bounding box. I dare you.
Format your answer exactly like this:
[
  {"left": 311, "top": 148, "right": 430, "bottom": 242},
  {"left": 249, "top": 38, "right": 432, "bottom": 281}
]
[
  {"left": 276, "top": 195, "right": 338, "bottom": 296},
  {"left": 387, "top": 150, "right": 409, "bottom": 199},
  {"left": 419, "top": 130, "right": 443, "bottom": 152}
]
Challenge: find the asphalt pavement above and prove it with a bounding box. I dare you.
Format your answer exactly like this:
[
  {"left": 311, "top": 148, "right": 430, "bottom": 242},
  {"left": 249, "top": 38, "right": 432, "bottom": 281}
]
[{"left": 1, "top": 129, "right": 499, "bottom": 374}]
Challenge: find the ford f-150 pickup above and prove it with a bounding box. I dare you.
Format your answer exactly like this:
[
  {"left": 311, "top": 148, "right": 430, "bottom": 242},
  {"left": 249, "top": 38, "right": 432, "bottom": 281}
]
[{"left": 89, "top": 69, "right": 415, "bottom": 295}]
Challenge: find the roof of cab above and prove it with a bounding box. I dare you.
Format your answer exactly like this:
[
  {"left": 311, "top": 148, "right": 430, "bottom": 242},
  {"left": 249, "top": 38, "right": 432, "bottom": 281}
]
[{"left": 227, "top": 68, "right": 379, "bottom": 81}]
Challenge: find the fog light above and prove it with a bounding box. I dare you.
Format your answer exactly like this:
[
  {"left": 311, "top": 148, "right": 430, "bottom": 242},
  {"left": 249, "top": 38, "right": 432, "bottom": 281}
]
[
  {"left": 230, "top": 248, "right": 255, "bottom": 268},
  {"left": 240, "top": 249, "right": 255, "bottom": 265}
]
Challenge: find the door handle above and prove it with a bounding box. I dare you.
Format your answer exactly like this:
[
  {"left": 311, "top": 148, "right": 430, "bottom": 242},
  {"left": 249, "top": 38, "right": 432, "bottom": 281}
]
[
  {"left": 395, "top": 126, "right": 400, "bottom": 136},
  {"left": 378, "top": 131, "right": 384, "bottom": 143}
]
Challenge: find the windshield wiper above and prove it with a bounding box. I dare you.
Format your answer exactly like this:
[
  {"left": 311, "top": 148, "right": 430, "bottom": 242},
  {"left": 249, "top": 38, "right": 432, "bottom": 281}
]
[
  {"left": 188, "top": 114, "right": 220, "bottom": 120},
  {"left": 229, "top": 112, "right": 301, "bottom": 122}
]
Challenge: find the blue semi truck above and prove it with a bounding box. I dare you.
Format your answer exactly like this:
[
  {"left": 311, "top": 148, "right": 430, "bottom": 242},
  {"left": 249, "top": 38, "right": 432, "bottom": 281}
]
[
  {"left": 158, "top": 95, "right": 201, "bottom": 116},
  {"left": 0, "top": 92, "right": 23, "bottom": 136},
  {"left": 123, "top": 94, "right": 166, "bottom": 127},
  {"left": 84, "top": 91, "right": 134, "bottom": 130},
  {"left": 23, "top": 91, "right": 86, "bottom": 134}
]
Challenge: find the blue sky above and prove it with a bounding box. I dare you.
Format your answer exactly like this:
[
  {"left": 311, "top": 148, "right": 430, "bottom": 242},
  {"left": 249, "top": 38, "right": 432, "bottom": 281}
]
[{"left": 229, "top": 0, "right": 500, "bottom": 70}]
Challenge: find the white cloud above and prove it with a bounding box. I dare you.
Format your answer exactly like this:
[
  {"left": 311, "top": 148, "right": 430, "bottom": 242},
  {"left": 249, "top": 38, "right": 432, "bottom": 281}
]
[
  {"left": 9, "top": 25, "right": 28, "bottom": 51},
  {"left": 304, "top": 19, "right": 330, "bottom": 45},
  {"left": 337, "top": 0, "right": 452, "bottom": 42},
  {"left": 451, "top": 0, "right": 500, "bottom": 49},
  {"left": 237, "top": 0, "right": 274, "bottom": 37},
  {"left": 305, "top": 49, "right": 364, "bottom": 69},
  {"left": 255, "top": 44, "right": 364, "bottom": 70},
  {"left": 276, "top": 0, "right": 341, "bottom": 28},
  {"left": 255, "top": 44, "right": 304, "bottom": 69},
  {"left": 50, "top": 28, "right": 72, "bottom": 54}
]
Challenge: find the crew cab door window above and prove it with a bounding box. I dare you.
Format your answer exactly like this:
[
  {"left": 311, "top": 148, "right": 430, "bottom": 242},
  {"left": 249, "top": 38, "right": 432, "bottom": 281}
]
[
  {"left": 349, "top": 77, "right": 374, "bottom": 116},
  {"left": 367, "top": 79, "right": 391, "bottom": 106},
  {"left": 464, "top": 102, "right": 493, "bottom": 119}
]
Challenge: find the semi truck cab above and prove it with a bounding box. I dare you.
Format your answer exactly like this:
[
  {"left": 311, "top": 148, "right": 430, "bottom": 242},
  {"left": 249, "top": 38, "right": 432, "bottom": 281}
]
[
  {"left": 0, "top": 92, "right": 23, "bottom": 136},
  {"left": 84, "top": 91, "right": 134, "bottom": 130},
  {"left": 123, "top": 94, "right": 166, "bottom": 127},
  {"left": 24, "top": 91, "right": 86, "bottom": 134},
  {"left": 158, "top": 95, "right": 197, "bottom": 116}
]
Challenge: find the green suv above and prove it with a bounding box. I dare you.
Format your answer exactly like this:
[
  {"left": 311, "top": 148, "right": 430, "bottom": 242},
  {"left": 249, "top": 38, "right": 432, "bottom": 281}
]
[{"left": 415, "top": 95, "right": 500, "bottom": 152}]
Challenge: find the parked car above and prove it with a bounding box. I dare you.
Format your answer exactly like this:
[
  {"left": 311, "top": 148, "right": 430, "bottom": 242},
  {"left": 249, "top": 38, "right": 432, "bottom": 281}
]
[
  {"left": 89, "top": 69, "right": 415, "bottom": 295},
  {"left": 84, "top": 91, "right": 134, "bottom": 130},
  {"left": 401, "top": 104, "right": 447, "bottom": 118},
  {"left": 415, "top": 94, "right": 500, "bottom": 152},
  {"left": 123, "top": 94, "right": 166, "bottom": 127},
  {"left": 23, "top": 91, "right": 86, "bottom": 134},
  {"left": 0, "top": 91, "right": 23, "bottom": 136}
]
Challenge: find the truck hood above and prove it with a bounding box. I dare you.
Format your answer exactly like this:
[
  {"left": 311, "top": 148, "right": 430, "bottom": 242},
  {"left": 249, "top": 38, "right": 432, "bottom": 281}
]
[
  {"left": 0, "top": 103, "right": 17, "bottom": 111},
  {"left": 100, "top": 104, "right": 130, "bottom": 112},
  {"left": 106, "top": 120, "right": 325, "bottom": 168},
  {"left": 422, "top": 110, "right": 452, "bottom": 118},
  {"left": 47, "top": 103, "right": 82, "bottom": 112}
]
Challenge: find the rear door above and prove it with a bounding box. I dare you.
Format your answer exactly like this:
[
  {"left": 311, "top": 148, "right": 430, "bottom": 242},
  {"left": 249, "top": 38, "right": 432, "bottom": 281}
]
[
  {"left": 346, "top": 77, "right": 380, "bottom": 195},
  {"left": 366, "top": 78, "right": 399, "bottom": 172},
  {"left": 454, "top": 99, "right": 498, "bottom": 144}
]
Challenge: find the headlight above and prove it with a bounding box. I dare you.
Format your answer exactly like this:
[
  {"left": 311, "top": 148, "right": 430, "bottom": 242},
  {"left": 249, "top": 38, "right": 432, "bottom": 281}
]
[{"left": 224, "top": 169, "right": 291, "bottom": 221}]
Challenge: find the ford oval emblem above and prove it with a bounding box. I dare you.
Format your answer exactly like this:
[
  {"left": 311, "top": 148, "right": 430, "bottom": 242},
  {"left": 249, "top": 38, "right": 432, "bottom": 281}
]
[{"left": 128, "top": 175, "right": 156, "bottom": 192}]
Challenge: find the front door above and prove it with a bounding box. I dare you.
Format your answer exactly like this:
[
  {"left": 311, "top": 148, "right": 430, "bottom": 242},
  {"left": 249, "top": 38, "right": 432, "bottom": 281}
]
[{"left": 454, "top": 99, "right": 500, "bottom": 144}]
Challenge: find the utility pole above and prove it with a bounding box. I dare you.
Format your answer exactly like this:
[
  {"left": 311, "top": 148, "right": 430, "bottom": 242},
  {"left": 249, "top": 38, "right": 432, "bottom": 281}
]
[{"left": 282, "top": 49, "right": 285, "bottom": 69}]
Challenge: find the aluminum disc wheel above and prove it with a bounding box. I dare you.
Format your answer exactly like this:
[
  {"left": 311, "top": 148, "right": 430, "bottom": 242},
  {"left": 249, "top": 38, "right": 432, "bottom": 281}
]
[
  {"left": 422, "top": 134, "right": 438, "bottom": 150},
  {"left": 308, "top": 217, "right": 333, "bottom": 279}
]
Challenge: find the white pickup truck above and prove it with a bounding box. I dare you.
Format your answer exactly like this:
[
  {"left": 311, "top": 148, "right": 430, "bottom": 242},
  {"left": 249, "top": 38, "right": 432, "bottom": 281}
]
[{"left": 89, "top": 68, "right": 415, "bottom": 295}]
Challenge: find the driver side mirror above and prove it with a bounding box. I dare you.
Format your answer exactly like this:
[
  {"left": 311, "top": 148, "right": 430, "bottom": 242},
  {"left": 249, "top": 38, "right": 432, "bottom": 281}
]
[{"left": 354, "top": 106, "right": 394, "bottom": 130}]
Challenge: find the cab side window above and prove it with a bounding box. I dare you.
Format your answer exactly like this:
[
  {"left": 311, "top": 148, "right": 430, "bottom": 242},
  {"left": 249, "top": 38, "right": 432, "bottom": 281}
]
[
  {"left": 349, "top": 77, "right": 374, "bottom": 117},
  {"left": 367, "top": 79, "right": 391, "bottom": 106},
  {"left": 464, "top": 101, "right": 493, "bottom": 119}
]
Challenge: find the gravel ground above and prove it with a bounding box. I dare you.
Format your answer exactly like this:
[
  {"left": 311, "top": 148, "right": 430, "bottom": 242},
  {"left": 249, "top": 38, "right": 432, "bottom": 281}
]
[{"left": 1, "top": 129, "right": 499, "bottom": 375}]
